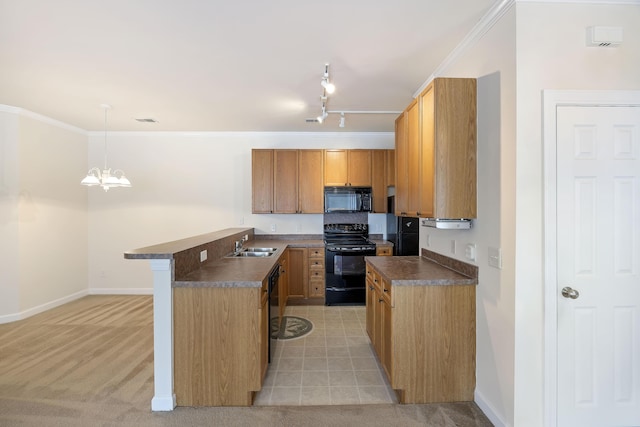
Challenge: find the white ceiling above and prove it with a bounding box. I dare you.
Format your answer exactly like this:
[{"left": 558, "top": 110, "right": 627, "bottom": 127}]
[{"left": 0, "top": 0, "right": 496, "bottom": 132}]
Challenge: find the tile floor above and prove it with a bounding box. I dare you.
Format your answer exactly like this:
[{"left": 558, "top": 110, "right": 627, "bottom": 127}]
[{"left": 254, "top": 304, "right": 398, "bottom": 406}]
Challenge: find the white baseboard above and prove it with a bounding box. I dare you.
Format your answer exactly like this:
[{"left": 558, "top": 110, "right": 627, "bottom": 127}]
[
  {"left": 89, "top": 288, "right": 153, "bottom": 295},
  {"left": 476, "top": 389, "right": 509, "bottom": 427},
  {"left": 0, "top": 289, "right": 88, "bottom": 324}
]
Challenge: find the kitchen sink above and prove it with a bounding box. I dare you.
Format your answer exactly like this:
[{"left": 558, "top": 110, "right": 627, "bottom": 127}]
[
  {"left": 242, "top": 247, "right": 277, "bottom": 252},
  {"left": 226, "top": 250, "right": 275, "bottom": 258}
]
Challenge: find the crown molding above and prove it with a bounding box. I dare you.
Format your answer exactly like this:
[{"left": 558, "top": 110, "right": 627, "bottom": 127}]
[{"left": 0, "top": 104, "right": 87, "bottom": 135}]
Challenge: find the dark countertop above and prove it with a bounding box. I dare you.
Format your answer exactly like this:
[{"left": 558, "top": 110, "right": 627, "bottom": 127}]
[
  {"left": 126, "top": 228, "right": 394, "bottom": 289},
  {"left": 124, "top": 227, "right": 255, "bottom": 259},
  {"left": 365, "top": 251, "right": 478, "bottom": 286}
]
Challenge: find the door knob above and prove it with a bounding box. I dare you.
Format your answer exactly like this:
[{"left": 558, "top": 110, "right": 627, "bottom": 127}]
[{"left": 561, "top": 286, "right": 580, "bottom": 299}]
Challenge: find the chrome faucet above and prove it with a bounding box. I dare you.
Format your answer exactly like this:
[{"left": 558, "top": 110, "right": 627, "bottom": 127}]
[{"left": 235, "top": 240, "right": 243, "bottom": 254}]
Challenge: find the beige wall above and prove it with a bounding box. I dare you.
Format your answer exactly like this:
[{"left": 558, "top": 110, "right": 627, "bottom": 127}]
[
  {"left": 0, "top": 110, "right": 21, "bottom": 317},
  {"left": 86, "top": 132, "right": 394, "bottom": 293},
  {"left": 415, "top": 2, "right": 640, "bottom": 426},
  {"left": 513, "top": 3, "right": 640, "bottom": 426},
  {"left": 0, "top": 108, "right": 88, "bottom": 322}
]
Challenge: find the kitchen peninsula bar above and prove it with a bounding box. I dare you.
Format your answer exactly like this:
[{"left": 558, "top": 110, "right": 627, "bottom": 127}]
[{"left": 125, "top": 228, "right": 477, "bottom": 410}]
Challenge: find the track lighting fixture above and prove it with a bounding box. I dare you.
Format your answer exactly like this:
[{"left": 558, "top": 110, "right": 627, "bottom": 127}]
[
  {"left": 305, "top": 63, "right": 401, "bottom": 127},
  {"left": 317, "top": 103, "right": 328, "bottom": 123},
  {"left": 321, "top": 63, "right": 335, "bottom": 94}
]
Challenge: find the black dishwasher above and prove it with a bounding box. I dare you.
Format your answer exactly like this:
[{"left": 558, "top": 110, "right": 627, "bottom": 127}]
[{"left": 268, "top": 263, "right": 280, "bottom": 362}]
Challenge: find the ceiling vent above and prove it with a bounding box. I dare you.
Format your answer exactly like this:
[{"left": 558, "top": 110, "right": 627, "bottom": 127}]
[
  {"left": 135, "top": 118, "right": 158, "bottom": 123},
  {"left": 586, "top": 26, "right": 623, "bottom": 47}
]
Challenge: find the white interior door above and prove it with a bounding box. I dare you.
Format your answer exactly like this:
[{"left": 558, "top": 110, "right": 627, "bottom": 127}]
[{"left": 556, "top": 105, "right": 640, "bottom": 426}]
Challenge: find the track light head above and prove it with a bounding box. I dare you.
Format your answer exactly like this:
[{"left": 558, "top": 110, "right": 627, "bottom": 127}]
[{"left": 321, "top": 79, "right": 335, "bottom": 94}]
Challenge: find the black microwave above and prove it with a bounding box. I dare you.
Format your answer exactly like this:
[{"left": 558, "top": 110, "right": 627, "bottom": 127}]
[{"left": 324, "top": 186, "right": 372, "bottom": 213}]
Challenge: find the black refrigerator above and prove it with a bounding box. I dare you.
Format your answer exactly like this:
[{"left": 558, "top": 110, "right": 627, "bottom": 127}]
[{"left": 386, "top": 196, "right": 419, "bottom": 256}]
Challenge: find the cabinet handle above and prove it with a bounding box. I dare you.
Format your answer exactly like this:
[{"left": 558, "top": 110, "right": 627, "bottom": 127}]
[
  {"left": 383, "top": 288, "right": 388, "bottom": 293},
  {"left": 378, "top": 298, "right": 384, "bottom": 303}
]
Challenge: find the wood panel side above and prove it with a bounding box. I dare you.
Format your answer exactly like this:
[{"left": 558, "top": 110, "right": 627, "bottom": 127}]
[
  {"left": 434, "top": 78, "right": 477, "bottom": 218},
  {"left": 173, "top": 287, "right": 261, "bottom": 406},
  {"left": 393, "top": 285, "right": 476, "bottom": 403}
]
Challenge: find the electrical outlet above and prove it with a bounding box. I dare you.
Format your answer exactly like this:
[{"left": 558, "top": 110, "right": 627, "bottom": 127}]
[
  {"left": 450, "top": 239, "right": 456, "bottom": 254},
  {"left": 271, "top": 224, "right": 276, "bottom": 232},
  {"left": 465, "top": 243, "right": 476, "bottom": 262},
  {"left": 200, "top": 250, "right": 207, "bottom": 262}
]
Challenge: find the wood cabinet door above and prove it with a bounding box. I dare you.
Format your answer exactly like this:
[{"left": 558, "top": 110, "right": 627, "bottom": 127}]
[
  {"left": 419, "top": 84, "right": 435, "bottom": 218},
  {"left": 366, "top": 277, "right": 375, "bottom": 341},
  {"left": 394, "top": 112, "right": 409, "bottom": 215},
  {"left": 324, "top": 149, "right": 348, "bottom": 186},
  {"left": 381, "top": 290, "right": 393, "bottom": 382},
  {"left": 371, "top": 150, "right": 387, "bottom": 213},
  {"left": 278, "top": 251, "right": 289, "bottom": 318},
  {"left": 252, "top": 150, "right": 273, "bottom": 213},
  {"left": 386, "top": 149, "right": 395, "bottom": 187},
  {"left": 347, "top": 149, "right": 372, "bottom": 186},
  {"left": 432, "top": 78, "right": 477, "bottom": 219},
  {"left": 406, "top": 99, "right": 420, "bottom": 217},
  {"left": 260, "top": 289, "right": 269, "bottom": 380},
  {"left": 273, "top": 150, "right": 298, "bottom": 213},
  {"left": 298, "top": 150, "right": 324, "bottom": 213},
  {"left": 286, "top": 248, "right": 307, "bottom": 299}
]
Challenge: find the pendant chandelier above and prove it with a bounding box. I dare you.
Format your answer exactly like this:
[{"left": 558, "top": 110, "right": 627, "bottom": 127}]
[{"left": 81, "top": 104, "right": 131, "bottom": 191}]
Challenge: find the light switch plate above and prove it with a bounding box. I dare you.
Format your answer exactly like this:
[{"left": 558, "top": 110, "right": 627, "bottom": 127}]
[
  {"left": 200, "top": 250, "right": 207, "bottom": 262},
  {"left": 488, "top": 247, "right": 502, "bottom": 269}
]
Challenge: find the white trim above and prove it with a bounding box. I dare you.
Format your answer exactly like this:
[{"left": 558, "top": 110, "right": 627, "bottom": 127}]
[
  {"left": 0, "top": 104, "right": 87, "bottom": 135},
  {"left": 413, "top": 0, "right": 516, "bottom": 97},
  {"left": 87, "top": 130, "right": 396, "bottom": 138},
  {"left": 149, "top": 258, "right": 176, "bottom": 411},
  {"left": 0, "top": 289, "right": 88, "bottom": 324},
  {"left": 88, "top": 287, "right": 153, "bottom": 295},
  {"left": 475, "top": 389, "right": 509, "bottom": 427},
  {"left": 542, "top": 89, "right": 640, "bottom": 427},
  {"left": 518, "top": 0, "right": 639, "bottom": 4}
]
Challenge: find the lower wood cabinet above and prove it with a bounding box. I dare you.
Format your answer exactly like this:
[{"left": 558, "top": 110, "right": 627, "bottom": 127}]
[
  {"left": 173, "top": 286, "right": 264, "bottom": 406},
  {"left": 365, "top": 262, "right": 476, "bottom": 403},
  {"left": 308, "top": 247, "right": 325, "bottom": 297},
  {"left": 287, "top": 246, "right": 325, "bottom": 304},
  {"left": 376, "top": 246, "right": 392, "bottom": 256},
  {"left": 286, "top": 248, "right": 307, "bottom": 300}
]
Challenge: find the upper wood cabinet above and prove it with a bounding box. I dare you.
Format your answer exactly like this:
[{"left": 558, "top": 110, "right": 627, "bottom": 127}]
[
  {"left": 372, "top": 150, "right": 388, "bottom": 213},
  {"left": 251, "top": 149, "right": 324, "bottom": 214},
  {"left": 297, "top": 150, "right": 324, "bottom": 213},
  {"left": 324, "top": 149, "right": 372, "bottom": 187},
  {"left": 419, "top": 78, "right": 477, "bottom": 219},
  {"left": 394, "top": 111, "right": 409, "bottom": 215},
  {"left": 253, "top": 149, "right": 391, "bottom": 214},
  {"left": 252, "top": 150, "right": 273, "bottom": 214},
  {"left": 385, "top": 149, "right": 395, "bottom": 187},
  {"left": 274, "top": 149, "right": 298, "bottom": 213},
  {"left": 395, "top": 77, "right": 477, "bottom": 219}
]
